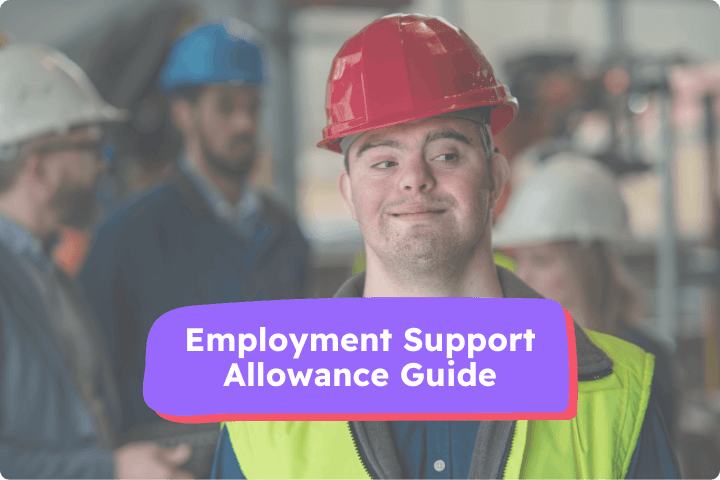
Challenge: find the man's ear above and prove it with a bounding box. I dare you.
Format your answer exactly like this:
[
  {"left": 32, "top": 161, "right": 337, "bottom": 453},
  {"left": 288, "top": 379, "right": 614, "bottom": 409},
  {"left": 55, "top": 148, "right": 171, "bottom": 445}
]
[
  {"left": 20, "top": 150, "right": 55, "bottom": 199},
  {"left": 488, "top": 150, "right": 510, "bottom": 210},
  {"left": 338, "top": 170, "right": 357, "bottom": 221},
  {"left": 170, "top": 99, "right": 195, "bottom": 137}
]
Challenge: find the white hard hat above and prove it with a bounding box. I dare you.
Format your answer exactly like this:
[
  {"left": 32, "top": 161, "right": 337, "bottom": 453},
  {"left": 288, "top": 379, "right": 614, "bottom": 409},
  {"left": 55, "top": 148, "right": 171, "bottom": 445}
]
[
  {"left": 0, "top": 43, "right": 129, "bottom": 147},
  {"left": 492, "top": 152, "right": 631, "bottom": 248}
]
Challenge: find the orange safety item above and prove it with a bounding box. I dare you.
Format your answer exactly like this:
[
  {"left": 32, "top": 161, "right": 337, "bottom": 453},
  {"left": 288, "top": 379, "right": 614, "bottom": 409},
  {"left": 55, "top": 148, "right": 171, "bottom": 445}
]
[
  {"left": 52, "top": 226, "right": 92, "bottom": 278},
  {"left": 317, "top": 13, "right": 518, "bottom": 153}
]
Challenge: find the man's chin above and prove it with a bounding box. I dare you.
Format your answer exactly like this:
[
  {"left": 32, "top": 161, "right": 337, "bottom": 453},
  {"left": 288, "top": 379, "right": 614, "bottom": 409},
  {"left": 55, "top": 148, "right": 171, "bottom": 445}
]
[
  {"left": 387, "top": 236, "right": 453, "bottom": 267},
  {"left": 209, "top": 155, "right": 255, "bottom": 179}
]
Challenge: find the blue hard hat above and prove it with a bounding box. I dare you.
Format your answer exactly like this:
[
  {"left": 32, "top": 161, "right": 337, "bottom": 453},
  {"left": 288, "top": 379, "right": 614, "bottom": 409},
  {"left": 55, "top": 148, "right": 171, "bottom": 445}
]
[{"left": 158, "top": 18, "right": 264, "bottom": 96}]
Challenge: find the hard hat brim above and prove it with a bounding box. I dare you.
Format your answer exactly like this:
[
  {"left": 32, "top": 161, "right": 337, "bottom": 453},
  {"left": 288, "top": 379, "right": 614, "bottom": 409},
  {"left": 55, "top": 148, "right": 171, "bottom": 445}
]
[{"left": 317, "top": 96, "right": 517, "bottom": 154}]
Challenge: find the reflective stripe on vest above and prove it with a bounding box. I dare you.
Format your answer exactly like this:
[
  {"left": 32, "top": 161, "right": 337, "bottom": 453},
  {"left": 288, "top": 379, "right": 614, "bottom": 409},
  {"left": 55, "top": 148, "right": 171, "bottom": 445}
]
[{"left": 226, "top": 330, "right": 654, "bottom": 479}]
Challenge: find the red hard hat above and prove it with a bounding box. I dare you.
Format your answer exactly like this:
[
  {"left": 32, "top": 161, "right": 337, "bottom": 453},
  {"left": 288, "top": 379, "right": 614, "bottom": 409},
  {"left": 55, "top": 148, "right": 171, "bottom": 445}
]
[{"left": 317, "top": 13, "right": 518, "bottom": 153}]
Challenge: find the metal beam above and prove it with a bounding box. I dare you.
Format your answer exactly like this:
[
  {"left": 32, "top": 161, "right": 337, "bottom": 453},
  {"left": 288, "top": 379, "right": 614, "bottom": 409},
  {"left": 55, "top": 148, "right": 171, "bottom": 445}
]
[
  {"left": 656, "top": 91, "right": 679, "bottom": 347},
  {"left": 606, "top": 0, "right": 625, "bottom": 53},
  {"left": 251, "top": 0, "right": 298, "bottom": 215},
  {"left": 440, "top": 0, "right": 462, "bottom": 29}
]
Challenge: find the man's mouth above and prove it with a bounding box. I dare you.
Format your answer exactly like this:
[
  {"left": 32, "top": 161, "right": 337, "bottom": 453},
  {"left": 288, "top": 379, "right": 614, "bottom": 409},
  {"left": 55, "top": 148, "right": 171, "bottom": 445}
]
[{"left": 388, "top": 205, "right": 447, "bottom": 218}]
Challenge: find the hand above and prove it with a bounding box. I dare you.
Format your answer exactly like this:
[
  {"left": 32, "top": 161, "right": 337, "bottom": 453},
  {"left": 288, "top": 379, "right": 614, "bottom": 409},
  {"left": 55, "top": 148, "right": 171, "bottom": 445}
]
[{"left": 114, "top": 442, "right": 194, "bottom": 479}]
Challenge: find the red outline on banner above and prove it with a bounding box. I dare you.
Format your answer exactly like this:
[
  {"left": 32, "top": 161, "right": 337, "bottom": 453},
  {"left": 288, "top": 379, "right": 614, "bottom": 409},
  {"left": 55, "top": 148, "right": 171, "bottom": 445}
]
[{"left": 154, "top": 308, "right": 579, "bottom": 423}]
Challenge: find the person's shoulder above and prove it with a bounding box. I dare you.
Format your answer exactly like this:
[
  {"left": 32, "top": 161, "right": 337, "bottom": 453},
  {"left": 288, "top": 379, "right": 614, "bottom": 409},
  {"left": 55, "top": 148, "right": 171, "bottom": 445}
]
[
  {"left": 583, "top": 330, "right": 656, "bottom": 383},
  {"left": 258, "top": 193, "right": 308, "bottom": 243},
  {"left": 96, "top": 181, "right": 181, "bottom": 236},
  {"left": 585, "top": 330, "right": 654, "bottom": 360},
  {"left": 617, "top": 323, "right": 672, "bottom": 362},
  {"left": 0, "top": 244, "right": 44, "bottom": 330}
]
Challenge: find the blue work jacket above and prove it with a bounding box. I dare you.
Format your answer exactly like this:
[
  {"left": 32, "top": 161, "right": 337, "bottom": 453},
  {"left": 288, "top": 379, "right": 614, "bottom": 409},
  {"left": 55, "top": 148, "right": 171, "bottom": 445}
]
[
  {"left": 0, "top": 223, "right": 118, "bottom": 478},
  {"left": 80, "top": 170, "right": 312, "bottom": 434}
]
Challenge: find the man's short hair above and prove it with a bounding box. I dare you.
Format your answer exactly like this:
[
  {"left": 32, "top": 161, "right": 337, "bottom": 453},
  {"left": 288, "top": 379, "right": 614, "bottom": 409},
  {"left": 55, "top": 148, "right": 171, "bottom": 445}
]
[{"left": 343, "top": 107, "right": 494, "bottom": 174}]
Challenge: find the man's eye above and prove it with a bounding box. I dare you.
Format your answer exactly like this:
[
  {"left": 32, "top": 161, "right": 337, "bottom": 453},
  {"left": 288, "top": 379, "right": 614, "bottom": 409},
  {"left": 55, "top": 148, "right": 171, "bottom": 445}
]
[
  {"left": 434, "top": 153, "right": 459, "bottom": 162},
  {"left": 372, "top": 160, "right": 397, "bottom": 169}
]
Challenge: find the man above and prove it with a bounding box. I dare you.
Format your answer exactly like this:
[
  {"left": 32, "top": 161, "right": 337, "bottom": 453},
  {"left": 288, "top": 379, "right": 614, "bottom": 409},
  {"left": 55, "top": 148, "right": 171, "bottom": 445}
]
[
  {"left": 48, "top": 4, "right": 198, "bottom": 279},
  {"left": 80, "top": 18, "right": 311, "bottom": 476},
  {"left": 0, "top": 43, "right": 192, "bottom": 479},
  {"left": 213, "top": 14, "right": 679, "bottom": 479}
]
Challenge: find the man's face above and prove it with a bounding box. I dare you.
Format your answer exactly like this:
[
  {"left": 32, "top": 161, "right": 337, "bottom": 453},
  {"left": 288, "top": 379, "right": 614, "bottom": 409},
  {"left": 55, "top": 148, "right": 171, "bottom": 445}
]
[
  {"left": 191, "top": 85, "right": 260, "bottom": 179},
  {"left": 340, "top": 117, "right": 501, "bottom": 274},
  {"left": 37, "top": 126, "right": 107, "bottom": 228}
]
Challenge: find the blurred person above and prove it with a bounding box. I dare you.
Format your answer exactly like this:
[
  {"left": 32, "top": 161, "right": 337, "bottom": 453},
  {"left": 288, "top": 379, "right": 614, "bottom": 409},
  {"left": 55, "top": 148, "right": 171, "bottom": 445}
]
[
  {"left": 496, "top": 52, "right": 582, "bottom": 160},
  {"left": 0, "top": 43, "right": 192, "bottom": 479},
  {"left": 80, "top": 18, "right": 311, "bottom": 477},
  {"left": 46, "top": 4, "right": 197, "bottom": 280},
  {"left": 87, "top": 1, "right": 199, "bottom": 209},
  {"left": 492, "top": 52, "right": 584, "bottom": 221},
  {"left": 493, "top": 153, "right": 679, "bottom": 444},
  {"left": 213, "top": 14, "right": 679, "bottom": 479}
]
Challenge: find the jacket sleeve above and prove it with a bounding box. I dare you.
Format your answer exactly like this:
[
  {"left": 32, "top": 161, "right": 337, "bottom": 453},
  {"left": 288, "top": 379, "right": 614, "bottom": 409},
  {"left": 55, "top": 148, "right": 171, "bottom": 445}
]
[
  {"left": 79, "top": 219, "right": 126, "bottom": 374},
  {"left": 0, "top": 444, "right": 114, "bottom": 479},
  {"left": 625, "top": 383, "right": 682, "bottom": 479},
  {"left": 0, "top": 304, "right": 116, "bottom": 479}
]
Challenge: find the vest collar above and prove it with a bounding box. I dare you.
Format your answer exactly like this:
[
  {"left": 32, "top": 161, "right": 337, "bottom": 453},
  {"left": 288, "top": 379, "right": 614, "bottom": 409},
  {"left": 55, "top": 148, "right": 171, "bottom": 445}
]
[{"left": 333, "top": 267, "right": 614, "bottom": 379}]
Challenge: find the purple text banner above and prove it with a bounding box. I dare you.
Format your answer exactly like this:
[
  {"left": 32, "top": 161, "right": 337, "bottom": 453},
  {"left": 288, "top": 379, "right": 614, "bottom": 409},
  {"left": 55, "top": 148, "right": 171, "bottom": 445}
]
[{"left": 143, "top": 298, "right": 578, "bottom": 421}]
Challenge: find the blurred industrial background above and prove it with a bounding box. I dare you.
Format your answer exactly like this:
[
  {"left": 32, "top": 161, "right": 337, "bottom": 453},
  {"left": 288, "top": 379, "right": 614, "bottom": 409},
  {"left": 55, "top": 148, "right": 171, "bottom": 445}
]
[{"left": 1, "top": 0, "right": 719, "bottom": 477}]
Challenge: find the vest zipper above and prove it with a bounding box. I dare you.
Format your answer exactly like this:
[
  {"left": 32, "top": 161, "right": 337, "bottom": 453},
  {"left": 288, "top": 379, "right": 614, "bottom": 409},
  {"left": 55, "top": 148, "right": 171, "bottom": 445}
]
[
  {"left": 497, "top": 368, "right": 615, "bottom": 478},
  {"left": 499, "top": 421, "right": 516, "bottom": 479},
  {"left": 347, "top": 421, "right": 379, "bottom": 479}
]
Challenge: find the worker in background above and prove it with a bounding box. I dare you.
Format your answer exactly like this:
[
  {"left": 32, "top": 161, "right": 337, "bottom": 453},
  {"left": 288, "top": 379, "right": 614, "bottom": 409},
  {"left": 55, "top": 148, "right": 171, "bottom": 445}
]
[
  {"left": 0, "top": 43, "right": 192, "bottom": 479},
  {"left": 87, "top": 2, "right": 199, "bottom": 210},
  {"left": 492, "top": 153, "right": 680, "bottom": 445},
  {"left": 494, "top": 52, "right": 582, "bottom": 162},
  {"left": 461, "top": 52, "right": 584, "bottom": 278},
  {"left": 213, "top": 14, "right": 679, "bottom": 479},
  {"left": 80, "top": 18, "right": 312, "bottom": 477},
  {"left": 48, "top": 4, "right": 199, "bottom": 280}
]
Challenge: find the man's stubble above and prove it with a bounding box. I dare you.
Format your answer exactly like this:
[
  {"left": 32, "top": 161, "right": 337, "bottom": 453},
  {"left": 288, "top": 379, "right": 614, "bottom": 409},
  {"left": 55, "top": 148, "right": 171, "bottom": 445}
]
[{"left": 370, "top": 190, "right": 492, "bottom": 281}]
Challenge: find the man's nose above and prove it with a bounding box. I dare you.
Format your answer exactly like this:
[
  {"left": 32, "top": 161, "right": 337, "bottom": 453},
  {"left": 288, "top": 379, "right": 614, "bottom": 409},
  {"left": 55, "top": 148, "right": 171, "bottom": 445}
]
[
  {"left": 229, "top": 109, "right": 256, "bottom": 131},
  {"left": 398, "top": 156, "right": 436, "bottom": 193}
]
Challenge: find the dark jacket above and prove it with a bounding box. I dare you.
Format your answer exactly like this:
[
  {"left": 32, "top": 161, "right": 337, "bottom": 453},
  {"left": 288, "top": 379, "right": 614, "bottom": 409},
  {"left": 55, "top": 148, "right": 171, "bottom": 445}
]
[
  {"left": 80, "top": 170, "right": 311, "bottom": 475},
  {"left": 617, "top": 321, "right": 679, "bottom": 445},
  {"left": 0, "top": 242, "right": 118, "bottom": 479}
]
